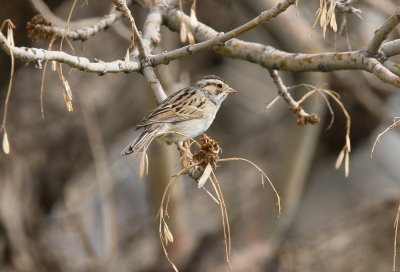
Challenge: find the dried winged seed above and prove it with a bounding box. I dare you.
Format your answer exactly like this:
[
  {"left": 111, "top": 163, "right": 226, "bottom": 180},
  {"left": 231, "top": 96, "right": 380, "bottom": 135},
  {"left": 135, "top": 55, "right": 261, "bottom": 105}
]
[
  {"left": 335, "top": 148, "right": 345, "bottom": 169},
  {"left": 61, "top": 76, "right": 72, "bottom": 100},
  {"left": 344, "top": 152, "right": 349, "bottom": 177},
  {"left": 187, "top": 31, "right": 195, "bottom": 45},
  {"left": 322, "top": 22, "right": 328, "bottom": 38},
  {"left": 320, "top": 2, "right": 327, "bottom": 27},
  {"left": 163, "top": 224, "right": 174, "bottom": 244},
  {"left": 139, "top": 152, "right": 146, "bottom": 177},
  {"left": 346, "top": 135, "right": 351, "bottom": 152},
  {"left": 330, "top": 13, "right": 337, "bottom": 32},
  {"left": 2, "top": 132, "right": 10, "bottom": 154},
  {"left": 7, "top": 23, "right": 15, "bottom": 46},
  {"left": 61, "top": 76, "right": 73, "bottom": 112},
  {"left": 198, "top": 163, "right": 213, "bottom": 188},
  {"left": 51, "top": 61, "right": 57, "bottom": 71},
  {"left": 190, "top": 7, "right": 198, "bottom": 25},
  {"left": 180, "top": 22, "right": 187, "bottom": 43},
  {"left": 124, "top": 49, "right": 130, "bottom": 67},
  {"left": 328, "top": 1, "right": 337, "bottom": 32}
]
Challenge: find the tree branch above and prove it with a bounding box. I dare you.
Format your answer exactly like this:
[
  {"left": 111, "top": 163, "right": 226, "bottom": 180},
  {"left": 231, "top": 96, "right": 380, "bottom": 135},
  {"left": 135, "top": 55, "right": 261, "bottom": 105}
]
[
  {"left": 381, "top": 39, "right": 400, "bottom": 58},
  {"left": 113, "top": 0, "right": 146, "bottom": 58},
  {"left": 28, "top": 0, "right": 135, "bottom": 41},
  {"left": 151, "top": 0, "right": 296, "bottom": 66},
  {"left": 0, "top": 31, "right": 140, "bottom": 73},
  {"left": 268, "top": 70, "right": 320, "bottom": 126},
  {"left": 363, "top": 58, "right": 400, "bottom": 87},
  {"left": 366, "top": 8, "right": 400, "bottom": 56},
  {"left": 114, "top": 0, "right": 166, "bottom": 103},
  {"left": 142, "top": 6, "right": 162, "bottom": 53},
  {"left": 29, "top": 0, "right": 100, "bottom": 28},
  {"left": 29, "top": 12, "right": 124, "bottom": 41},
  {"left": 141, "top": 3, "right": 166, "bottom": 103},
  {"left": 1, "top": 0, "right": 400, "bottom": 91}
]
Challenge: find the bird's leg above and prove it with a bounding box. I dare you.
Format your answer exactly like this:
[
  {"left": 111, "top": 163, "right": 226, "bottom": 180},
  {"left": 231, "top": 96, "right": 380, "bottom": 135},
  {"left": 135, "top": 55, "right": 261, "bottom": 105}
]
[{"left": 177, "top": 141, "right": 194, "bottom": 168}]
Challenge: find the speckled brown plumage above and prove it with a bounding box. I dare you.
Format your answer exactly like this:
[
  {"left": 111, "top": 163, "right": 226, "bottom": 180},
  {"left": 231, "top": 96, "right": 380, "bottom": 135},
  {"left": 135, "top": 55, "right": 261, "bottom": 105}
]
[{"left": 122, "top": 75, "right": 236, "bottom": 154}]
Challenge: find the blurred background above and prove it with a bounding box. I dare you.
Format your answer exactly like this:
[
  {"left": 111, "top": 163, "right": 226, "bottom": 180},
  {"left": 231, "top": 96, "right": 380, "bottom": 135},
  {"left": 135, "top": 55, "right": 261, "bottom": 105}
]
[{"left": 0, "top": 0, "right": 400, "bottom": 271}]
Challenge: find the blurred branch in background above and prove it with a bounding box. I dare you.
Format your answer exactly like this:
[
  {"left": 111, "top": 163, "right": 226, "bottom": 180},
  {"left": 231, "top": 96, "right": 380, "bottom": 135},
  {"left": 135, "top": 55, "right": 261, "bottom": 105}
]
[{"left": 0, "top": 0, "right": 400, "bottom": 271}]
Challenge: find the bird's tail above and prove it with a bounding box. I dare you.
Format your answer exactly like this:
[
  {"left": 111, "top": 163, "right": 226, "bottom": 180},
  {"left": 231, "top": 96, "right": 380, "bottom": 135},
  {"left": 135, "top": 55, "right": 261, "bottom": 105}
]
[{"left": 121, "top": 128, "right": 158, "bottom": 155}]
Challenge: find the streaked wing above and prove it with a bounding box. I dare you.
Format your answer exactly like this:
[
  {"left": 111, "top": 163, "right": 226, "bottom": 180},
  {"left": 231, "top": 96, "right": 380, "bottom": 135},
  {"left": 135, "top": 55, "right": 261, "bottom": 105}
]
[{"left": 137, "top": 87, "right": 206, "bottom": 127}]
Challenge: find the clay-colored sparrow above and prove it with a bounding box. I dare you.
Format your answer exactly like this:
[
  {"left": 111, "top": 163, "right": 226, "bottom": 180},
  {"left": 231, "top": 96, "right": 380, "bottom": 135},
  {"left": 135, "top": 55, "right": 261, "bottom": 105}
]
[{"left": 122, "top": 75, "right": 236, "bottom": 155}]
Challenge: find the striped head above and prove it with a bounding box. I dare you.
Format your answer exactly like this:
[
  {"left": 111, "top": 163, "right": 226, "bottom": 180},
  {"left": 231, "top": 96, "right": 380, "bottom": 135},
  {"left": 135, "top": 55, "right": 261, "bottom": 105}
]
[{"left": 195, "top": 75, "right": 236, "bottom": 106}]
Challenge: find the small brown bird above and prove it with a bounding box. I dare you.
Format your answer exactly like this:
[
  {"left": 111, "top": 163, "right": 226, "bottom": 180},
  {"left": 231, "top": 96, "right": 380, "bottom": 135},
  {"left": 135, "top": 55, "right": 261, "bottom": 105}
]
[{"left": 122, "top": 75, "right": 236, "bottom": 155}]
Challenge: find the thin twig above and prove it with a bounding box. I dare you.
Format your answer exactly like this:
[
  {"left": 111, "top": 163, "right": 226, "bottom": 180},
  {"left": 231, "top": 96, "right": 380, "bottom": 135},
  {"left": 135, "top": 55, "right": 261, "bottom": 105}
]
[
  {"left": 393, "top": 204, "right": 400, "bottom": 272},
  {"left": 217, "top": 157, "right": 281, "bottom": 216},
  {"left": 371, "top": 117, "right": 400, "bottom": 158},
  {"left": 268, "top": 69, "right": 320, "bottom": 126},
  {"left": 209, "top": 171, "right": 232, "bottom": 268},
  {"left": 113, "top": 0, "right": 146, "bottom": 57},
  {"left": 0, "top": 21, "right": 16, "bottom": 135},
  {"left": 39, "top": 35, "right": 57, "bottom": 118}
]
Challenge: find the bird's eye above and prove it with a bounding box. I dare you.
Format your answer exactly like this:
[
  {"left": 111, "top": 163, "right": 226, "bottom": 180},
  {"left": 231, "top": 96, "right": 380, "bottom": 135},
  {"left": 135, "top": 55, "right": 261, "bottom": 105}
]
[{"left": 217, "top": 83, "right": 223, "bottom": 88}]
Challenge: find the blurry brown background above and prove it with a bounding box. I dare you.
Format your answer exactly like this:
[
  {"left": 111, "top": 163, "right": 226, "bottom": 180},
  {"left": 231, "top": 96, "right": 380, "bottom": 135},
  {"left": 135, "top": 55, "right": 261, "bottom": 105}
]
[{"left": 0, "top": 0, "right": 400, "bottom": 271}]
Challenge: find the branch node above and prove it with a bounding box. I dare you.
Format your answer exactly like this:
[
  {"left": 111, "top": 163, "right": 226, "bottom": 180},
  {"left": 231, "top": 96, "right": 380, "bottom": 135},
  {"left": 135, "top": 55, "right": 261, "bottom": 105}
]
[{"left": 293, "top": 107, "right": 321, "bottom": 126}]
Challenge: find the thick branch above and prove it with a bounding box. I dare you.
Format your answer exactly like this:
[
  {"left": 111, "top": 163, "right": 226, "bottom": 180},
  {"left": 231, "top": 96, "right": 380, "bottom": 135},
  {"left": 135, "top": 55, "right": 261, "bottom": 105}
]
[
  {"left": 0, "top": 32, "right": 140, "bottom": 73},
  {"left": 142, "top": 7, "right": 162, "bottom": 53},
  {"left": 29, "top": 0, "right": 100, "bottom": 28},
  {"left": 151, "top": 0, "right": 296, "bottom": 66},
  {"left": 141, "top": 4, "right": 166, "bottom": 103},
  {"left": 363, "top": 58, "right": 400, "bottom": 88},
  {"left": 28, "top": 0, "right": 135, "bottom": 41},
  {"left": 30, "top": 12, "right": 123, "bottom": 41},
  {"left": 156, "top": 2, "right": 400, "bottom": 88},
  {"left": 383, "top": 60, "right": 400, "bottom": 77},
  {"left": 381, "top": 39, "right": 400, "bottom": 58},
  {"left": 366, "top": 8, "right": 400, "bottom": 55},
  {"left": 158, "top": 4, "right": 365, "bottom": 72}
]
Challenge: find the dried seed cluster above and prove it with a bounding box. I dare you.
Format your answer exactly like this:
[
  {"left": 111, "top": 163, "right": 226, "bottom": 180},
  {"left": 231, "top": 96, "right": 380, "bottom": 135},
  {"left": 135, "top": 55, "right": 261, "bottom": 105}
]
[
  {"left": 26, "top": 15, "right": 52, "bottom": 41},
  {"left": 192, "top": 134, "right": 221, "bottom": 170}
]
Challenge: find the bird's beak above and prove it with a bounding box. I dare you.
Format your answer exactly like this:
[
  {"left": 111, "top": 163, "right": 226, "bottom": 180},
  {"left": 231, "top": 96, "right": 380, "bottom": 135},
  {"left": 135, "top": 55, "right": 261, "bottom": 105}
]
[{"left": 226, "top": 87, "right": 237, "bottom": 94}]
